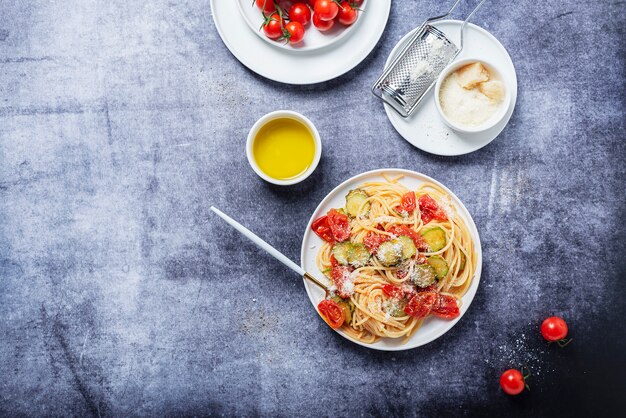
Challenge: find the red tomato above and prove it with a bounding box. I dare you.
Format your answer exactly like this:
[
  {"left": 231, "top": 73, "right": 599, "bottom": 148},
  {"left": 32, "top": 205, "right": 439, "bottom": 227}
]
[
  {"left": 262, "top": 13, "right": 284, "bottom": 39},
  {"left": 311, "top": 215, "right": 334, "bottom": 243},
  {"left": 307, "top": 0, "right": 317, "bottom": 7},
  {"left": 387, "top": 225, "right": 429, "bottom": 252},
  {"left": 395, "top": 191, "right": 416, "bottom": 215},
  {"left": 318, "top": 299, "right": 345, "bottom": 329},
  {"left": 363, "top": 231, "right": 390, "bottom": 253},
  {"left": 431, "top": 294, "right": 460, "bottom": 319},
  {"left": 418, "top": 194, "right": 448, "bottom": 224},
  {"left": 314, "top": 0, "right": 338, "bottom": 20},
  {"left": 404, "top": 292, "right": 437, "bottom": 318},
  {"left": 327, "top": 209, "right": 350, "bottom": 242},
  {"left": 289, "top": 3, "right": 312, "bottom": 25},
  {"left": 337, "top": 1, "right": 358, "bottom": 25},
  {"left": 256, "top": 0, "right": 276, "bottom": 13},
  {"left": 541, "top": 316, "right": 568, "bottom": 342},
  {"left": 382, "top": 284, "right": 404, "bottom": 299},
  {"left": 331, "top": 264, "right": 354, "bottom": 298},
  {"left": 312, "top": 12, "right": 335, "bottom": 31},
  {"left": 285, "top": 21, "right": 305, "bottom": 44},
  {"left": 500, "top": 369, "right": 526, "bottom": 395}
]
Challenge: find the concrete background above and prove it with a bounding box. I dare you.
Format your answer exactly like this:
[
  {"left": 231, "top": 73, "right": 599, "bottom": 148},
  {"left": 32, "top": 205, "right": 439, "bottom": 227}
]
[{"left": 1, "top": 0, "right": 625, "bottom": 416}]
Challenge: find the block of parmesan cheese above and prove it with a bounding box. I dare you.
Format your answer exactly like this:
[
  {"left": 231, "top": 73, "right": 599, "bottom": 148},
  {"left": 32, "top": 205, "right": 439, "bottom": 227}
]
[
  {"left": 479, "top": 80, "right": 505, "bottom": 102},
  {"left": 455, "top": 62, "right": 490, "bottom": 89}
]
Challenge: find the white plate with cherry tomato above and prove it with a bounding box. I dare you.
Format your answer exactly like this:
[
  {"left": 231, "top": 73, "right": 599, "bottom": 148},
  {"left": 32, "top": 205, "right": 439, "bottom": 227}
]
[
  {"left": 300, "top": 169, "right": 483, "bottom": 351},
  {"left": 383, "top": 21, "right": 518, "bottom": 156},
  {"left": 211, "top": 0, "right": 390, "bottom": 84},
  {"left": 238, "top": 0, "right": 366, "bottom": 51}
]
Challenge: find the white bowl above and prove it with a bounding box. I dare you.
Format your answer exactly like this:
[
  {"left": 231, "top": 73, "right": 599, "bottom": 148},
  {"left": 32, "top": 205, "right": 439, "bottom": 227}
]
[
  {"left": 434, "top": 58, "right": 511, "bottom": 134},
  {"left": 246, "top": 110, "right": 322, "bottom": 186}
]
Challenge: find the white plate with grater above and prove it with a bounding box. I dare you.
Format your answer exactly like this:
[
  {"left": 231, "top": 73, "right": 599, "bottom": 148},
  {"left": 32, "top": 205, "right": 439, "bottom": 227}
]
[{"left": 383, "top": 20, "right": 517, "bottom": 156}]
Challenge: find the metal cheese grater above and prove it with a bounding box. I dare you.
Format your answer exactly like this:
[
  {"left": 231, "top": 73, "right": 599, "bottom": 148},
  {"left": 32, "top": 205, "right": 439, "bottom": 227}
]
[{"left": 372, "top": 0, "right": 487, "bottom": 118}]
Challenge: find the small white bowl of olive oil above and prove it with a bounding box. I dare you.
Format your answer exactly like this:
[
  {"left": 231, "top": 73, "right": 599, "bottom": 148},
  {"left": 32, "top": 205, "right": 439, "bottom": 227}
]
[{"left": 246, "top": 110, "right": 322, "bottom": 186}]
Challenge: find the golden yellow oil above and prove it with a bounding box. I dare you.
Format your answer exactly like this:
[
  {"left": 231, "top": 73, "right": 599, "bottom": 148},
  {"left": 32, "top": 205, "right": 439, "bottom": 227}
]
[{"left": 252, "top": 118, "right": 315, "bottom": 180}]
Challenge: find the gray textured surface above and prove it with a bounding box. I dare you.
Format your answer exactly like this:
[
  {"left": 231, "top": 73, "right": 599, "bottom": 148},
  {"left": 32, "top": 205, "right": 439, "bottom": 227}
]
[{"left": 1, "top": 0, "right": 625, "bottom": 416}]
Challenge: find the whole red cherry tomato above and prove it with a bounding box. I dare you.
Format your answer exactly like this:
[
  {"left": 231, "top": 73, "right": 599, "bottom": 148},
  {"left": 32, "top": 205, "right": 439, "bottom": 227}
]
[
  {"left": 289, "top": 3, "right": 312, "bottom": 25},
  {"left": 262, "top": 13, "right": 284, "bottom": 39},
  {"left": 541, "top": 316, "right": 569, "bottom": 343},
  {"left": 337, "top": 1, "right": 358, "bottom": 25},
  {"left": 500, "top": 369, "right": 527, "bottom": 395},
  {"left": 313, "top": 12, "right": 335, "bottom": 31},
  {"left": 256, "top": 0, "right": 276, "bottom": 13},
  {"left": 314, "top": 0, "right": 339, "bottom": 21},
  {"left": 285, "top": 21, "right": 305, "bottom": 44}
]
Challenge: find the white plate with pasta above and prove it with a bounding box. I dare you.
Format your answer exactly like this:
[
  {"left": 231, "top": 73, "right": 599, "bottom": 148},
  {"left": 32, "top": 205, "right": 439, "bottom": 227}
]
[{"left": 300, "top": 169, "right": 482, "bottom": 350}]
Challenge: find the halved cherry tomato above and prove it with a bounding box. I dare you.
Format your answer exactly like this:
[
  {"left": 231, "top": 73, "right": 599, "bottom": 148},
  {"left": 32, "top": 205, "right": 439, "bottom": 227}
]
[
  {"left": 404, "top": 292, "right": 437, "bottom": 318},
  {"left": 431, "top": 294, "right": 460, "bottom": 319},
  {"left": 327, "top": 208, "right": 350, "bottom": 242},
  {"left": 311, "top": 215, "right": 334, "bottom": 243},
  {"left": 541, "top": 316, "right": 568, "bottom": 342},
  {"left": 418, "top": 194, "right": 448, "bottom": 225},
  {"left": 284, "top": 21, "right": 305, "bottom": 44},
  {"left": 500, "top": 369, "right": 526, "bottom": 395},
  {"left": 382, "top": 284, "right": 404, "bottom": 299},
  {"left": 262, "top": 13, "right": 284, "bottom": 39},
  {"left": 331, "top": 264, "right": 354, "bottom": 298},
  {"left": 289, "top": 3, "right": 311, "bottom": 25},
  {"left": 318, "top": 299, "right": 345, "bottom": 329},
  {"left": 256, "top": 0, "right": 276, "bottom": 13},
  {"left": 337, "top": 1, "right": 358, "bottom": 25},
  {"left": 363, "top": 231, "right": 390, "bottom": 253},
  {"left": 312, "top": 12, "right": 335, "bottom": 31},
  {"left": 396, "top": 191, "right": 416, "bottom": 215},
  {"left": 387, "top": 225, "right": 429, "bottom": 252},
  {"left": 314, "top": 0, "right": 338, "bottom": 20}
]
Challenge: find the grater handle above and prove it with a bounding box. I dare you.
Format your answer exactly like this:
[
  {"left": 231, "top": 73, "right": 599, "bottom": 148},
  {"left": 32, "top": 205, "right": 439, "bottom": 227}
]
[{"left": 459, "top": 0, "right": 488, "bottom": 52}]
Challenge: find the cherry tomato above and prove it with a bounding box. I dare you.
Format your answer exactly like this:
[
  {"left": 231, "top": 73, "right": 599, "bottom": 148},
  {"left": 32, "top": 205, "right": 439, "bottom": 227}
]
[
  {"left": 314, "top": 0, "right": 338, "bottom": 20},
  {"left": 307, "top": 0, "right": 317, "bottom": 7},
  {"left": 431, "top": 294, "right": 460, "bottom": 319},
  {"left": 262, "top": 13, "right": 284, "bottom": 39},
  {"left": 397, "top": 191, "right": 416, "bottom": 214},
  {"left": 311, "top": 215, "right": 334, "bottom": 243},
  {"left": 289, "top": 3, "right": 312, "bottom": 25},
  {"left": 404, "top": 292, "right": 437, "bottom": 318},
  {"left": 382, "top": 284, "right": 404, "bottom": 299},
  {"left": 418, "top": 194, "right": 448, "bottom": 225},
  {"left": 318, "top": 299, "right": 345, "bottom": 329},
  {"left": 285, "top": 21, "right": 305, "bottom": 44},
  {"left": 327, "top": 208, "right": 350, "bottom": 242},
  {"left": 541, "top": 316, "right": 568, "bottom": 342},
  {"left": 387, "top": 225, "right": 429, "bottom": 252},
  {"left": 312, "top": 12, "right": 335, "bottom": 31},
  {"left": 256, "top": 0, "right": 276, "bottom": 13},
  {"left": 500, "top": 369, "right": 526, "bottom": 395},
  {"left": 331, "top": 264, "right": 354, "bottom": 298},
  {"left": 337, "top": 1, "right": 358, "bottom": 25},
  {"left": 363, "top": 231, "right": 390, "bottom": 253}
]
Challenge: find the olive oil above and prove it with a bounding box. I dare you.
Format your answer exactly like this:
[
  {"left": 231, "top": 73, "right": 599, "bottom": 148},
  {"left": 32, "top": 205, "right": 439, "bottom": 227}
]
[{"left": 252, "top": 118, "right": 315, "bottom": 180}]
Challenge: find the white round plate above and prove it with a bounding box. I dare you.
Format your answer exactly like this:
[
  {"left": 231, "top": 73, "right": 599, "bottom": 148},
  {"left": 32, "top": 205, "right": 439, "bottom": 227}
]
[
  {"left": 384, "top": 21, "right": 518, "bottom": 156},
  {"left": 237, "top": 0, "right": 368, "bottom": 52},
  {"left": 300, "top": 169, "right": 483, "bottom": 351},
  {"left": 211, "top": 0, "right": 390, "bottom": 84}
]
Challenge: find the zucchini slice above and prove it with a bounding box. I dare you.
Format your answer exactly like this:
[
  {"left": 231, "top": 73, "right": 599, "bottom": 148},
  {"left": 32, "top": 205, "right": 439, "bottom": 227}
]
[
  {"left": 421, "top": 227, "right": 447, "bottom": 252},
  {"left": 411, "top": 264, "right": 437, "bottom": 288},
  {"left": 396, "top": 235, "right": 417, "bottom": 259},
  {"left": 427, "top": 256, "right": 449, "bottom": 280},
  {"left": 348, "top": 243, "right": 370, "bottom": 267},
  {"left": 376, "top": 241, "right": 403, "bottom": 266},
  {"left": 331, "top": 296, "right": 354, "bottom": 325},
  {"left": 345, "top": 189, "right": 370, "bottom": 217},
  {"left": 386, "top": 298, "right": 407, "bottom": 317},
  {"left": 332, "top": 242, "right": 352, "bottom": 265}
]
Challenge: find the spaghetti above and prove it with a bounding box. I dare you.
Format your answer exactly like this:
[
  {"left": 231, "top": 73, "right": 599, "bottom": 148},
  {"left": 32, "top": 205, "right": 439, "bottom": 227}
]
[{"left": 312, "top": 174, "right": 476, "bottom": 344}]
